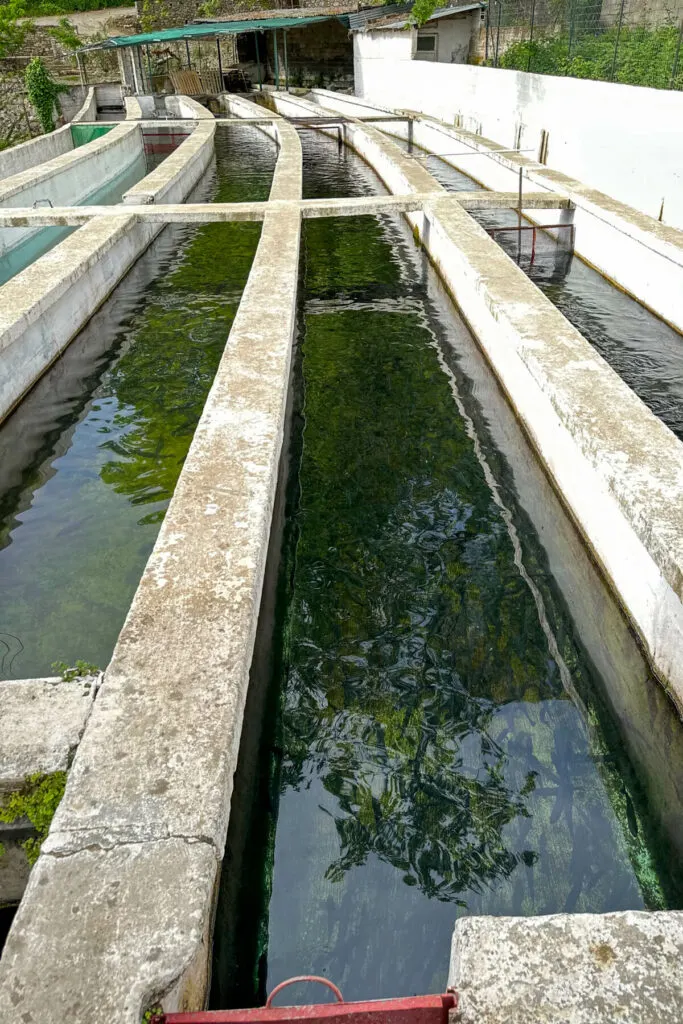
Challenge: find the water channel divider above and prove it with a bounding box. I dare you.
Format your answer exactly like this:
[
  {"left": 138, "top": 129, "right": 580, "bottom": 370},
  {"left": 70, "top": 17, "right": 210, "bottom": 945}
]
[
  {"left": 270, "top": 91, "right": 683, "bottom": 718},
  {"left": 0, "top": 98, "right": 305, "bottom": 1024},
  {"left": 0, "top": 191, "right": 572, "bottom": 227}
]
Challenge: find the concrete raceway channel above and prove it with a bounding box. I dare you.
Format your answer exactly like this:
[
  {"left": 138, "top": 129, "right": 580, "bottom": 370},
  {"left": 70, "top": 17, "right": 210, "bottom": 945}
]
[{"left": 0, "top": 91, "right": 683, "bottom": 1022}]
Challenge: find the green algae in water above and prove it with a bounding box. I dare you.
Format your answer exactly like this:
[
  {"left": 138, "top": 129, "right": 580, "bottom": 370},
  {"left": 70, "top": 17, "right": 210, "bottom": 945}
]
[
  {"left": 0, "top": 127, "right": 276, "bottom": 679},
  {"left": 218, "top": 134, "right": 678, "bottom": 1005}
]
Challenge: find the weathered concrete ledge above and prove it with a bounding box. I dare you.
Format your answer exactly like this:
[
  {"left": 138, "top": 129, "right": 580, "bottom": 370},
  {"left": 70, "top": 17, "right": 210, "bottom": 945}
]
[
  {"left": 449, "top": 912, "right": 683, "bottom": 1023},
  {"left": 0, "top": 118, "right": 215, "bottom": 424},
  {"left": 310, "top": 89, "right": 683, "bottom": 334},
  {"left": 0, "top": 677, "right": 96, "bottom": 790},
  {"left": 0, "top": 120, "right": 143, "bottom": 257},
  {"left": 124, "top": 94, "right": 143, "bottom": 120},
  {"left": 0, "top": 190, "right": 571, "bottom": 227},
  {"left": 0, "top": 108, "right": 302, "bottom": 1022},
  {"left": 0, "top": 88, "right": 96, "bottom": 181},
  {"left": 273, "top": 92, "right": 683, "bottom": 715}
]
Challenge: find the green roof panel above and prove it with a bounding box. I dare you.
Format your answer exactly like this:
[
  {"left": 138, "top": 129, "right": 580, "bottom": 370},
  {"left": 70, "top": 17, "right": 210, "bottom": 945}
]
[{"left": 79, "top": 14, "right": 349, "bottom": 51}]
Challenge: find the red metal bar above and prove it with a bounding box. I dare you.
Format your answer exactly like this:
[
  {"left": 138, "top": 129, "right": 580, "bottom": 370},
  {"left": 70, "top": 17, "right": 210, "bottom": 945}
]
[
  {"left": 530, "top": 225, "right": 537, "bottom": 265},
  {"left": 154, "top": 991, "right": 457, "bottom": 1024}
]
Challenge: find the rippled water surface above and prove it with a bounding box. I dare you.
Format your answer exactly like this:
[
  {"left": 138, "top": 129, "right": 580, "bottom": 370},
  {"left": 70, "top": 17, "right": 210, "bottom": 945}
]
[
  {"left": 213, "top": 131, "right": 683, "bottom": 1009},
  {"left": 0, "top": 126, "right": 276, "bottom": 678}
]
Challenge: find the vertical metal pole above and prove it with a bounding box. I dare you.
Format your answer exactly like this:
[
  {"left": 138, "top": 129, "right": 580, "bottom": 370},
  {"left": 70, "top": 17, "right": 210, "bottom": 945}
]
[
  {"left": 484, "top": 0, "right": 490, "bottom": 63},
  {"left": 185, "top": 39, "right": 191, "bottom": 68},
  {"left": 670, "top": 19, "right": 683, "bottom": 89},
  {"left": 284, "top": 29, "right": 289, "bottom": 91},
  {"left": 567, "top": 0, "right": 574, "bottom": 61},
  {"left": 610, "top": 0, "right": 626, "bottom": 82},
  {"left": 254, "top": 31, "right": 263, "bottom": 90},
  {"left": 517, "top": 165, "right": 523, "bottom": 261},
  {"left": 145, "top": 43, "right": 153, "bottom": 93},
  {"left": 494, "top": 0, "right": 502, "bottom": 67},
  {"left": 527, "top": 0, "right": 536, "bottom": 72},
  {"left": 408, "top": 116, "right": 413, "bottom": 153},
  {"left": 76, "top": 52, "right": 86, "bottom": 86},
  {"left": 216, "top": 36, "right": 223, "bottom": 90},
  {"left": 273, "top": 29, "right": 279, "bottom": 89}
]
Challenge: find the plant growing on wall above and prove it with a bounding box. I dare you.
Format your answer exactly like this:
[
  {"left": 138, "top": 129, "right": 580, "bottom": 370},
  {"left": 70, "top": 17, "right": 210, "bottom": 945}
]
[
  {"left": 24, "top": 57, "right": 63, "bottom": 133},
  {"left": 0, "top": 772, "right": 67, "bottom": 865}
]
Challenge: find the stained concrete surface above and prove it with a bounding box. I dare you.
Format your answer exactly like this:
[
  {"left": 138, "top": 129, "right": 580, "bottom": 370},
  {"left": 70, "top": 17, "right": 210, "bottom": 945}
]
[
  {"left": 450, "top": 912, "right": 683, "bottom": 1023},
  {"left": 0, "top": 676, "right": 96, "bottom": 790}
]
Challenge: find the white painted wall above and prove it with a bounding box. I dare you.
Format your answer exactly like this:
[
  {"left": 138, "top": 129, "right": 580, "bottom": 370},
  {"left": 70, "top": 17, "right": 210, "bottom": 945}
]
[
  {"left": 418, "top": 13, "right": 477, "bottom": 63},
  {"left": 353, "top": 40, "right": 683, "bottom": 228}
]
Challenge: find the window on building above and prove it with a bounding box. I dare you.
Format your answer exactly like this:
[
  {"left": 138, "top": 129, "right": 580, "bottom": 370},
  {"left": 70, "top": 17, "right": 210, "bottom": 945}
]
[{"left": 415, "top": 33, "right": 438, "bottom": 60}]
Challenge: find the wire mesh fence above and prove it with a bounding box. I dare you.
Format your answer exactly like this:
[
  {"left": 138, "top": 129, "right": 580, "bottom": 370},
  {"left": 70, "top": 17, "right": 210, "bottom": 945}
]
[{"left": 483, "top": 0, "right": 683, "bottom": 89}]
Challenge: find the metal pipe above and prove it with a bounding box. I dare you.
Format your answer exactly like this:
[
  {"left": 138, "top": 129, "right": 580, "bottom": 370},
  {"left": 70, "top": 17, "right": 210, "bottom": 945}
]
[
  {"left": 185, "top": 39, "right": 191, "bottom": 68},
  {"left": 216, "top": 36, "right": 223, "bottom": 89},
  {"left": 145, "top": 43, "right": 153, "bottom": 93},
  {"left": 517, "top": 165, "right": 523, "bottom": 261},
  {"left": 254, "top": 31, "right": 263, "bottom": 90},
  {"left": 494, "top": 0, "right": 502, "bottom": 67},
  {"left": 283, "top": 29, "right": 289, "bottom": 92},
  {"left": 484, "top": 0, "right": 490, "bottom": 63},
  {"left": 610, "top": 0, "right": 626, "bottom": 82},
  {"left": 273, "top": 28, "right": 279, "bottom": 90}
]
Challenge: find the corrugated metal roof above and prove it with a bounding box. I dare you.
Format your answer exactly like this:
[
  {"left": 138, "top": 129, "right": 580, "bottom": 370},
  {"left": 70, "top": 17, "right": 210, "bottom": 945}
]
[
  {"left": 79, "top": 14, "right": 349, "bottom": 52},
  {"left": 349, "top": 1, "right": 484, "bottom": 31}
]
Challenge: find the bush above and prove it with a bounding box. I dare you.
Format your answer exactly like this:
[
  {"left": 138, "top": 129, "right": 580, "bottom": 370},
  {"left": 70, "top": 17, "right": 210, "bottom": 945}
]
[
  {"left": 496, "top": 25, "right": 683, "bottom": 90},
  {"left": 23, "top": 0, "right": 131, "bottom": 14},
  {"left": 24, "top": 56, "right": 63, "bottom": 133}
]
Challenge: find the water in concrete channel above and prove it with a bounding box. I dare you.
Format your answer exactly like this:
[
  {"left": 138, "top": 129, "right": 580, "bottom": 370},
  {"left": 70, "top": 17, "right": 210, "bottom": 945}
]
[
  {"left": 213, "top": 129, "right": 683, "bottom": 1008},
  {"left": 395, "top": 139, "right": 683, "bottom": 442},
  {"left": 0, "top": 125, "right": 276, "bottom": 679}
]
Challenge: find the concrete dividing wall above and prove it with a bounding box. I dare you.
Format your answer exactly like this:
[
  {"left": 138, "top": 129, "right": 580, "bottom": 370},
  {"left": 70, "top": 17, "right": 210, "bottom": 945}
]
[
  {"left": 165, "top": 95, "right": 214, "bottom": 119},
  {"left": 353, "top": 41, "right": 683, "bottom": 230},
  {"left": 0, "top": 120, "right": 215, "bottom": 423},
  {"left": 0, "top": 105, "right": 303, "bottom": 1024},
  {"left": 310, "top": 87, "right": 683, "bottom": 334},
  {"left": 273, "top": 92, "right": 683, "bottom": 720},
  {"left": 0, "top": 121, "right": 143, "bottom": 258},
  {"left": 0, "top": 87, "right": 96, "bottom": 181}
]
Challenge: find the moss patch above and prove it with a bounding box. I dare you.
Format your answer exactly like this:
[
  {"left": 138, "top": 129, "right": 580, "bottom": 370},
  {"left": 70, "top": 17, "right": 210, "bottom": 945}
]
[{"left": 0, "top": 772, "right": 67, "bottom": 865}]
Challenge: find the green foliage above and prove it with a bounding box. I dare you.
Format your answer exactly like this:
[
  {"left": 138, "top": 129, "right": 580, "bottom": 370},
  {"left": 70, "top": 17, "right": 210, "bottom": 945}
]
[
  {"left": 498, "top": 26, "right": 683, "bottom": 90},
  {"left": 0, "top": 772, "right": 67, "bottom": 865},
  {"left": 142, "top": 1006, "right": 163, "bottom": 1024},
  {"left": 51, "top": 659, "right": 100, "bottom": 680},
  {"left": 47, "top": 16, "right": 81, "bottom": 50},
  {"left": 409, "top": 0, "right": 438, "bottom": 27},
  {"left": 24, "top": 57, "right": 62, "bottom": 134},
  {"left": 0, "top": 0, "right": 31, "bottom": 60},
  {"left": 23, "top": 0, "right": 130, "bottom": 13}
]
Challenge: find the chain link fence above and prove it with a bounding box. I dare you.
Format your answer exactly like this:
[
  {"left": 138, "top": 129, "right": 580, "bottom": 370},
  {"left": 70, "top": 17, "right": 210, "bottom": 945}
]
[{"left": 482, "top": 0, "right": 683, "bottom": 89}]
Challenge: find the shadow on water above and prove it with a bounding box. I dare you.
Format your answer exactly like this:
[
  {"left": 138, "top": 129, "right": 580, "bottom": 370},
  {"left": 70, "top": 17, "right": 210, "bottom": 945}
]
[
  {"left": 213, "top": 129, "right": 683, "bottom": 1008},
  {"left": 0, "top": 126, "right": 277, "bottom": 679}
]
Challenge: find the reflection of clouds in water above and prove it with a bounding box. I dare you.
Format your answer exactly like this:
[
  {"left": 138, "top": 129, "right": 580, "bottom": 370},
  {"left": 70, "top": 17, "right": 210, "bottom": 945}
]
[{"left": 0, "top": 632, "right": 23, "bottom": 674}]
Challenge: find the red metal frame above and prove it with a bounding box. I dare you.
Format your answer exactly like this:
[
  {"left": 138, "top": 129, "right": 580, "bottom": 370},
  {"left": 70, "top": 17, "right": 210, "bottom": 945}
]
[
  {"left": 151, "top": 980, "right": 457, "bottom": 1024},
  {"left": 485, "top": 223, "right": 575, "bottom": 268}
]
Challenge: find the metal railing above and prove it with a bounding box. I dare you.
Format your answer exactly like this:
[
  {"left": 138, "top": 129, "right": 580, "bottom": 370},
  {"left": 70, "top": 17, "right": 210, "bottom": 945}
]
[{"left": 483, "top": 0, "right": 683, "bottom": 90}]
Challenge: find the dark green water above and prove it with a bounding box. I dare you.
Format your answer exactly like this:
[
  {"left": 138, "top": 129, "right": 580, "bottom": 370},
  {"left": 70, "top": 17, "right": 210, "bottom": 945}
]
[
  {"left": 0, "top": 125, "right": 276, "bottom": 678},
  {"left": 399, "top": 141, "right": 683, "bottom": 441},
  {"left": 213, "top": 131, "right": 683, "bottom": 1008}
]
